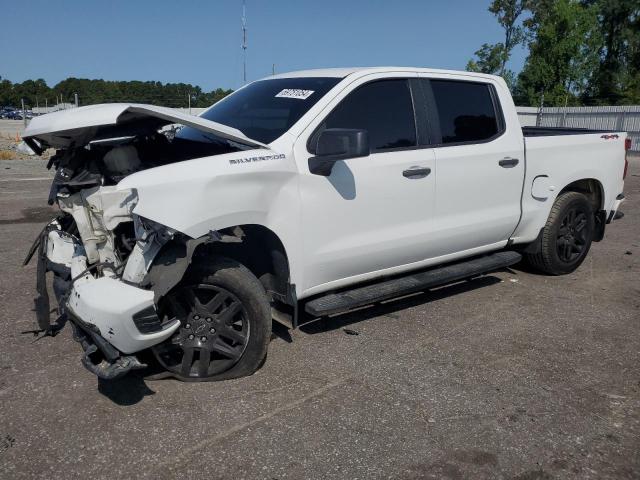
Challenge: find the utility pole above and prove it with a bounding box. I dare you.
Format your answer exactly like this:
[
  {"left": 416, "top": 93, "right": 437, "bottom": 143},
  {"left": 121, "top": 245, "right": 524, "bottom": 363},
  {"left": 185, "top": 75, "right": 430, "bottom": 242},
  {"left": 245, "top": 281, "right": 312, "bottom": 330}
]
[
  {"left": 188, "top": 93, "right": 191, "bottom": 115},
  {"left": 272, "top": 63, "right": 275, "bottom": 76},
  {"left": 537, "top": 90, "right": 545, "bottom": 127},
  {"left": 242, "top": 0, "right": 247, "bottom": 84},
  {"left": 21, "top": 98, "right": 27, "bottom": 128},
  {"left": 74, "top": 93, "right": 78, "bottom": 108}
]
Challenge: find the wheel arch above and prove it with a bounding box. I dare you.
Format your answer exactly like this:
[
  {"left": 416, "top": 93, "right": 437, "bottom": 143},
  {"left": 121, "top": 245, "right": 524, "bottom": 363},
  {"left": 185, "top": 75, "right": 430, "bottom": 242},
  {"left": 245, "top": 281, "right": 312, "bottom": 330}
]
[
  {"left": 191, "top": 223, "right": 298, "bottom": 328},
  {"left": 144, "top": 223, "right": 298, "bottom": 327},
  {"left": 186, "top": 224, "right": 293, "bottom": 301},
  {"left": 558, "top": 178, "right": 606, "bottom": 241},
  {"left": 558, "top": 178, "right": 604, "bottom": 212}
]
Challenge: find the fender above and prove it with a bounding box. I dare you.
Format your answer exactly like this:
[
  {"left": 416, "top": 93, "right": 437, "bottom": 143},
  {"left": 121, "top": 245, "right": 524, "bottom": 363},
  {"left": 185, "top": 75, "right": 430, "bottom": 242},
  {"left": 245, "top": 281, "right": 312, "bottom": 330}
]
[
  {"left": 512, "top": 168, "right": 608, "bottom": 245},
  {"left": 141, "top": 225, "right": 298, "bottom": 326},
  {"left": 117, "top": 148, "right": 304, "bottom": 292}
]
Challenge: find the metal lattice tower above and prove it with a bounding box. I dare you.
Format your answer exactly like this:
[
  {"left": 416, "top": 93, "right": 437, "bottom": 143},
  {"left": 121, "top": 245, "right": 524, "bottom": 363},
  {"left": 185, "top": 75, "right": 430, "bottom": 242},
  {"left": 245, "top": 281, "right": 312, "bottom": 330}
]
[{"left": 242, "top": 1, "right": 247, "bottom": 84}]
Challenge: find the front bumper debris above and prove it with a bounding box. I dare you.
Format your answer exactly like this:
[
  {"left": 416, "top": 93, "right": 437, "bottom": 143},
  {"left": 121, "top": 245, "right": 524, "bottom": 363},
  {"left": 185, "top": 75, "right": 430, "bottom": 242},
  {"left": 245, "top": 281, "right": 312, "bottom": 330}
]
[
  {"left": 25, "top": 211, "right": 180, "bottom": 380},
  {"left": 23, "top": 218, "right": 73, "bottom": 332},
  {"left": 69, "top": 313, "right": 147, "bottom": 380},
  {"left": 67, "top": 276, "right": 180, "bottom": 354}
]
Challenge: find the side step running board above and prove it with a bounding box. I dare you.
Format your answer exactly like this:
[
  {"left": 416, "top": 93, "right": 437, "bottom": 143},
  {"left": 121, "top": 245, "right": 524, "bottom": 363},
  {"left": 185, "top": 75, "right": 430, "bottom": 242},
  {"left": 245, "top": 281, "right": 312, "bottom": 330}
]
[{"left": 304, "top": 251, "right": 522, "bottom": 317}]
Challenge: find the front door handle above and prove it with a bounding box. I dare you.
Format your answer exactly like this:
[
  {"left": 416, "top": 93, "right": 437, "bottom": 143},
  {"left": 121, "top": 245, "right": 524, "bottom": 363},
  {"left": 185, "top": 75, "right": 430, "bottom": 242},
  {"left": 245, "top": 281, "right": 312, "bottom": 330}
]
[
  {"left": 498, "top": 158, "right": 519, "bottom": 168},
  {"left": 402, "top": 167, "right": 431, "bottom": 179}
]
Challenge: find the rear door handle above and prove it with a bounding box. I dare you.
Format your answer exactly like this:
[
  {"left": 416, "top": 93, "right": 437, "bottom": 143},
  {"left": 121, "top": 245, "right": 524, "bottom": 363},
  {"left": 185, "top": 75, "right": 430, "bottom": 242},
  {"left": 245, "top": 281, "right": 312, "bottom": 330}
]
[
  {"left": 402, "top": 167, "right": 431, "bottom": 179},
  {"left": 498, "top": 158, "right": 519, "bottom": 168}
]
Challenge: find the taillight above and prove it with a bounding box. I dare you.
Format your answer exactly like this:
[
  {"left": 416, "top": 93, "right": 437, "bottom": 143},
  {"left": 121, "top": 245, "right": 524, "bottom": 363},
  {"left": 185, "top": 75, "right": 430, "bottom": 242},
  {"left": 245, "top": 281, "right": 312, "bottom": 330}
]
[{"left": 623, "top": 138, "right": 630, "bottom": 180}]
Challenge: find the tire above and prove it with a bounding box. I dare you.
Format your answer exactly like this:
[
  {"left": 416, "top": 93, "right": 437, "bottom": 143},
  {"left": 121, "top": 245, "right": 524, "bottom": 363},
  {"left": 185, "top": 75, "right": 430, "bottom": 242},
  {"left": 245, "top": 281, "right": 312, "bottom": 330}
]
[
  {"left": 525, "top": 191, "right": 595, "bottom": 275},
  {"left": 152, "top": 257, "right": 271, "bottom": 381}
]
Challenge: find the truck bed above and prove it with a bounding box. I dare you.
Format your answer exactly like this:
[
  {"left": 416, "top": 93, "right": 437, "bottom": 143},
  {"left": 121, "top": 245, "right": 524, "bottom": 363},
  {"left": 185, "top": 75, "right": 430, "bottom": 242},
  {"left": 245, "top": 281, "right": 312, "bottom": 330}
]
[
  {"left": 522, "top": 126, "right": 618, "bottom": 137},
  {"left": 512, "top": 127, "right": 626, "bottom": 246}
]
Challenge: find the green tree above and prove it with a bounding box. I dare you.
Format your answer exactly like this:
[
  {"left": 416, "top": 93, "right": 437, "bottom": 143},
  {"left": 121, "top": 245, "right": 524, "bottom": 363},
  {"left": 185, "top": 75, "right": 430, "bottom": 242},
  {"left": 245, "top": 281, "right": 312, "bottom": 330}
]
[
  {"left": 466, "top": 0, "right": 529, "bottom": 90},
  {"left": 467, "top": 43, "right": 504, "bottom": 74},
  {"left": 582, "top": 0, "right": 640, "bottom": 104},
  {"left": 0, "top": 77, "right": 14, "bottom": 106},
  {"left": 0, "top": 76, "right": 234, "bottom": 109},
  {"left": 515, "top": 0, "right": 601, "bottom": 106},
  {"left": 490, "top": 0, "right": 530, "bottom": 75},
  {"left": 627, "top": 14, "right": 640, "bottom": 103}
]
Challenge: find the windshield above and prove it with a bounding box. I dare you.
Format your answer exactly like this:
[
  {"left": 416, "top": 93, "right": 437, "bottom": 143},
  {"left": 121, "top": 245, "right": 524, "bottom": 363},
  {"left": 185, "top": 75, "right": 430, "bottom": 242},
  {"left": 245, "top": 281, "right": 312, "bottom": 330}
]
[{"left": 177, "top": 77, "right": 342, "bottom": 145}]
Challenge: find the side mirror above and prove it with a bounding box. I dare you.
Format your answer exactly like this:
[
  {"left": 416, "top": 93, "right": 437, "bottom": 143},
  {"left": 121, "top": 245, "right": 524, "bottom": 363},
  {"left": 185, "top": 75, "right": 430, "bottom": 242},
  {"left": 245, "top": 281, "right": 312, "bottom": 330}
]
[{"left": 309, "top": 128, "right": 369, "bottom": 176}]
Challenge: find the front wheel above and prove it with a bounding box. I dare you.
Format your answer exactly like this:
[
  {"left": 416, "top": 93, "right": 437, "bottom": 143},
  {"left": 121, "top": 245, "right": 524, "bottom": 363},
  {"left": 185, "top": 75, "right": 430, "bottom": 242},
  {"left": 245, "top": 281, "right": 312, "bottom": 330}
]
[
  {"left": 152, "top": 257, "right": 271, "bottom": 381},
  {"left": 525, "top": 191, "right": 595, "bottom": 275}
]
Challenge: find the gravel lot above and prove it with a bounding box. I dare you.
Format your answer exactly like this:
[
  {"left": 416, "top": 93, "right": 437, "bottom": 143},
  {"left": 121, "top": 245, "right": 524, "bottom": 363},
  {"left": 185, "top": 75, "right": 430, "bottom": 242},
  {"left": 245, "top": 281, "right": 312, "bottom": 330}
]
[
  {"left": 0, "top": 155, "right": 638, "bottom": 479},
  {"left": 0, "top": 119, "right": 25, "bottom": 138},
  {"left": 0, "top": 120, "right": 53, "bottom": 161}
]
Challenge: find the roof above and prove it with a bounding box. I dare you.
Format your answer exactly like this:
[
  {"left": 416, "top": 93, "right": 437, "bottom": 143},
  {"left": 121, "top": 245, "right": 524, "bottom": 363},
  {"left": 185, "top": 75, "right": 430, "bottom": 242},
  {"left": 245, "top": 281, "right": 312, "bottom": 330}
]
[{"left": 267, "top": 66, "right": 501, "bottom": 82}]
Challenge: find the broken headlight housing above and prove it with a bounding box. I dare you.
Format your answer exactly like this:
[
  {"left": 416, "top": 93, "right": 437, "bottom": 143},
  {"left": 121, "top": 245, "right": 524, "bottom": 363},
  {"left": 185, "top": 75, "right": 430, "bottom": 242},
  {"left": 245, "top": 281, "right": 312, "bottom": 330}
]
[{"left": 120, "top": 214, "right": 176, "bottom": 285}]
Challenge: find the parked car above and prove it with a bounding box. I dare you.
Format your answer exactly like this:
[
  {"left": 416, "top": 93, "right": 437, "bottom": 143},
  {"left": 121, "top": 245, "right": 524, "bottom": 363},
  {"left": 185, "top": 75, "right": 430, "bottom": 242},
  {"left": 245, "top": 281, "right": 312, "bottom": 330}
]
[
  {"left": 23, "top": 67, "right": 629, "bottom": 382},
  {"left": 0, "top": 106, "right": 16, "bottom": 115}
]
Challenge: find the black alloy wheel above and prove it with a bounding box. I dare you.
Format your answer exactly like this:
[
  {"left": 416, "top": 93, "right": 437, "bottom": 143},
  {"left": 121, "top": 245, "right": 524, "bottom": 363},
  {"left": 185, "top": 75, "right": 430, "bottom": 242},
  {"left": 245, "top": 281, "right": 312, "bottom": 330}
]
[
  {"left": 556, "top": 207, "right": 590, "bottom": 263},
  {"left": 153, "top": 284, "right": 250, "bottom": 379},
  {"left": 525, "top": 191, "right": 595, "bottom": 275},
  {"left": 151, "top": 257, "right": 271, "bottom": 382}
]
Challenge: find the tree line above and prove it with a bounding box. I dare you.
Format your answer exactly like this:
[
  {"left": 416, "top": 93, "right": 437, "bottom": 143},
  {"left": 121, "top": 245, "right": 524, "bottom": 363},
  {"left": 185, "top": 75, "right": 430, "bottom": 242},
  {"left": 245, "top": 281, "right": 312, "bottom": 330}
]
[
  {"left": 0, "top": 77, "right": 233, "bottom": 109},
  {"left": 467, "top": 0, "right": 639, "bottom": 106}
]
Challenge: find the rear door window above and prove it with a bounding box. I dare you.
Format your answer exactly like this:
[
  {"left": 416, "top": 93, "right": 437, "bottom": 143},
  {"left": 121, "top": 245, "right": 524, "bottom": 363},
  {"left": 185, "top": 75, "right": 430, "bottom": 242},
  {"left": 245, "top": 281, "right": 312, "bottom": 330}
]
[{"left": 429, "top": 80, "right": 501, "bottom": 144}]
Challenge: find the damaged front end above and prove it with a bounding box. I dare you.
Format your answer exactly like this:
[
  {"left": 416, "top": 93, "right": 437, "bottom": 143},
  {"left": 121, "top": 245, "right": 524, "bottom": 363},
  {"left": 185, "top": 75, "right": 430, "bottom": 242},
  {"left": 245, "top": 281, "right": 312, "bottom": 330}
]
[
  {"left": 26, "top": 174, "right": 181, "bottom": 379},
  {"left": 22, "top": 103, "right": 264, "bottom": 380}
]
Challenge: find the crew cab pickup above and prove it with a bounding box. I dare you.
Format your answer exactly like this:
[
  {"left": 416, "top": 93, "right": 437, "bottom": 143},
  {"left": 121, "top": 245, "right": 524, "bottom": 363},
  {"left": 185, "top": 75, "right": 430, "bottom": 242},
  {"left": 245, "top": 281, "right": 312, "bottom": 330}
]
[{"left": 22, "top": 67, "right": 629, "bottom": 382}]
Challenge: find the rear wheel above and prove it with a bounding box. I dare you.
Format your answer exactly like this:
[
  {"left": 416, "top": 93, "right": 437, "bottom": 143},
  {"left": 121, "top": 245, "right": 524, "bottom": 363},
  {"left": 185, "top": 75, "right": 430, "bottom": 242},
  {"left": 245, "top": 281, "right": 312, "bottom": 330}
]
[
  {"left": 525, "top": 191, "right": 595, "bottom": 275},
  {"left": 152, "top": 257, "right": 271, "bottom": 381}
]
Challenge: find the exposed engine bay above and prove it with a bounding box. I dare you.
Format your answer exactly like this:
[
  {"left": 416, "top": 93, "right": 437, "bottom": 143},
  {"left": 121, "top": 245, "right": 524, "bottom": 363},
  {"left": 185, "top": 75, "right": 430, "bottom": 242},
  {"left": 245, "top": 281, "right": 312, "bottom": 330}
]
[{"left": 22, "top": 105, "right": 260, "bottom": 380}]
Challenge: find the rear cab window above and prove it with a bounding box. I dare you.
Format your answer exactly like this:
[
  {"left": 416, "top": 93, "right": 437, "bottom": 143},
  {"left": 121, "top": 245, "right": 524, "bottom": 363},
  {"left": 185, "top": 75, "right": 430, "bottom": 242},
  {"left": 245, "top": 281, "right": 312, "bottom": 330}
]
[{"left": 427, "top": 79, "right": 503, "bottom": 145}]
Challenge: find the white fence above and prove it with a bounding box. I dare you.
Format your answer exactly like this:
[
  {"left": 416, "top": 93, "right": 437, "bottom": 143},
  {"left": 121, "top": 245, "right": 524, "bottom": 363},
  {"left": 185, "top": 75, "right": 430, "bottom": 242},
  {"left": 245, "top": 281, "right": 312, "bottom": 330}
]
[
  {"left": 174, "top": 107, "right": 207, "bottom": 116},
  {"left": 16, "top": 103, "right": 640, "bottom": 152},
  {"left": 515, "top": 107, "right": 539, "bottom": 127},
  {"left": 517, "top": 105, "right": 640, "bottom": 151},
  {"left": 32, "top": 103, "right": 77, "bottom": 114},
  {"left": 29, "top": 105, "right": 208, "bottom": 116}
]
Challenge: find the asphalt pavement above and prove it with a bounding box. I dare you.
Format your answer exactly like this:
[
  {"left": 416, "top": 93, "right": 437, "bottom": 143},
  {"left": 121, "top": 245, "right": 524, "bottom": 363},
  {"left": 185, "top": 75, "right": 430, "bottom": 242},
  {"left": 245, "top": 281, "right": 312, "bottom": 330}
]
[{"left": 0, "top": 156, "right": 638, "bottom": 479}]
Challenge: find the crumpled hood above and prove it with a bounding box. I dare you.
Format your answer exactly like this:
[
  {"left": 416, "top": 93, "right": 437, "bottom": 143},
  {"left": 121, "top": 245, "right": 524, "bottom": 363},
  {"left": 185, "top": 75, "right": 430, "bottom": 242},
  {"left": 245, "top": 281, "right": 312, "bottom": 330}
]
[{"left": 22, "top": 103, "right": 269, "bottom": 153}]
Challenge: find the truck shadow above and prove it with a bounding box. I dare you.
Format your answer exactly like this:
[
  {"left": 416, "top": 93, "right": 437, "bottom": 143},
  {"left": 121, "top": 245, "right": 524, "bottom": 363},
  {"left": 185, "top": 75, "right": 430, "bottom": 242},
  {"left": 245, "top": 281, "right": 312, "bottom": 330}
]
[
  {"left": 299, "top": 275, "right": 503, "bottom": 334},
  {"left": 95, "top": 275, "right": 503, "bottom": 405},
  {"left": 97, "top": 373, "right": 156, "bottom": 406}
]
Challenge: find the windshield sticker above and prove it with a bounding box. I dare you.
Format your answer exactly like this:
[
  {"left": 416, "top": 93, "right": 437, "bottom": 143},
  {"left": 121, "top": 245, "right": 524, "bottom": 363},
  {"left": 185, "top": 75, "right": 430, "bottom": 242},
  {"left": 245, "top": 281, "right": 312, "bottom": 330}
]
[
  {"left": 229, "top": 153, "right": 285, "bottom": 165},
  {"left": 275, "top": 89, "right": 315, "bottom": 100}
]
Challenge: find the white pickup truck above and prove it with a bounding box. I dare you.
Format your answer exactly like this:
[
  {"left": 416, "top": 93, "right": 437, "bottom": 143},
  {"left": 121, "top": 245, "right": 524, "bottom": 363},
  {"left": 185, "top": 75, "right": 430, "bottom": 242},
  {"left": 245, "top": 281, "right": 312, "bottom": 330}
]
[{"left": 23, "top": 67, "right": 629, "bottom": 382}]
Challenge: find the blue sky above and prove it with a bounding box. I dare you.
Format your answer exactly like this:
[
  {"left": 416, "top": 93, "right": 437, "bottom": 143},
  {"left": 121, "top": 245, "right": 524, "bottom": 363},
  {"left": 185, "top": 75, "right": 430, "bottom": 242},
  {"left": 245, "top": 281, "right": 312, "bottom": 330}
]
[{"left": 0, "top": 0, "right": 528, "bottom": 90}]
